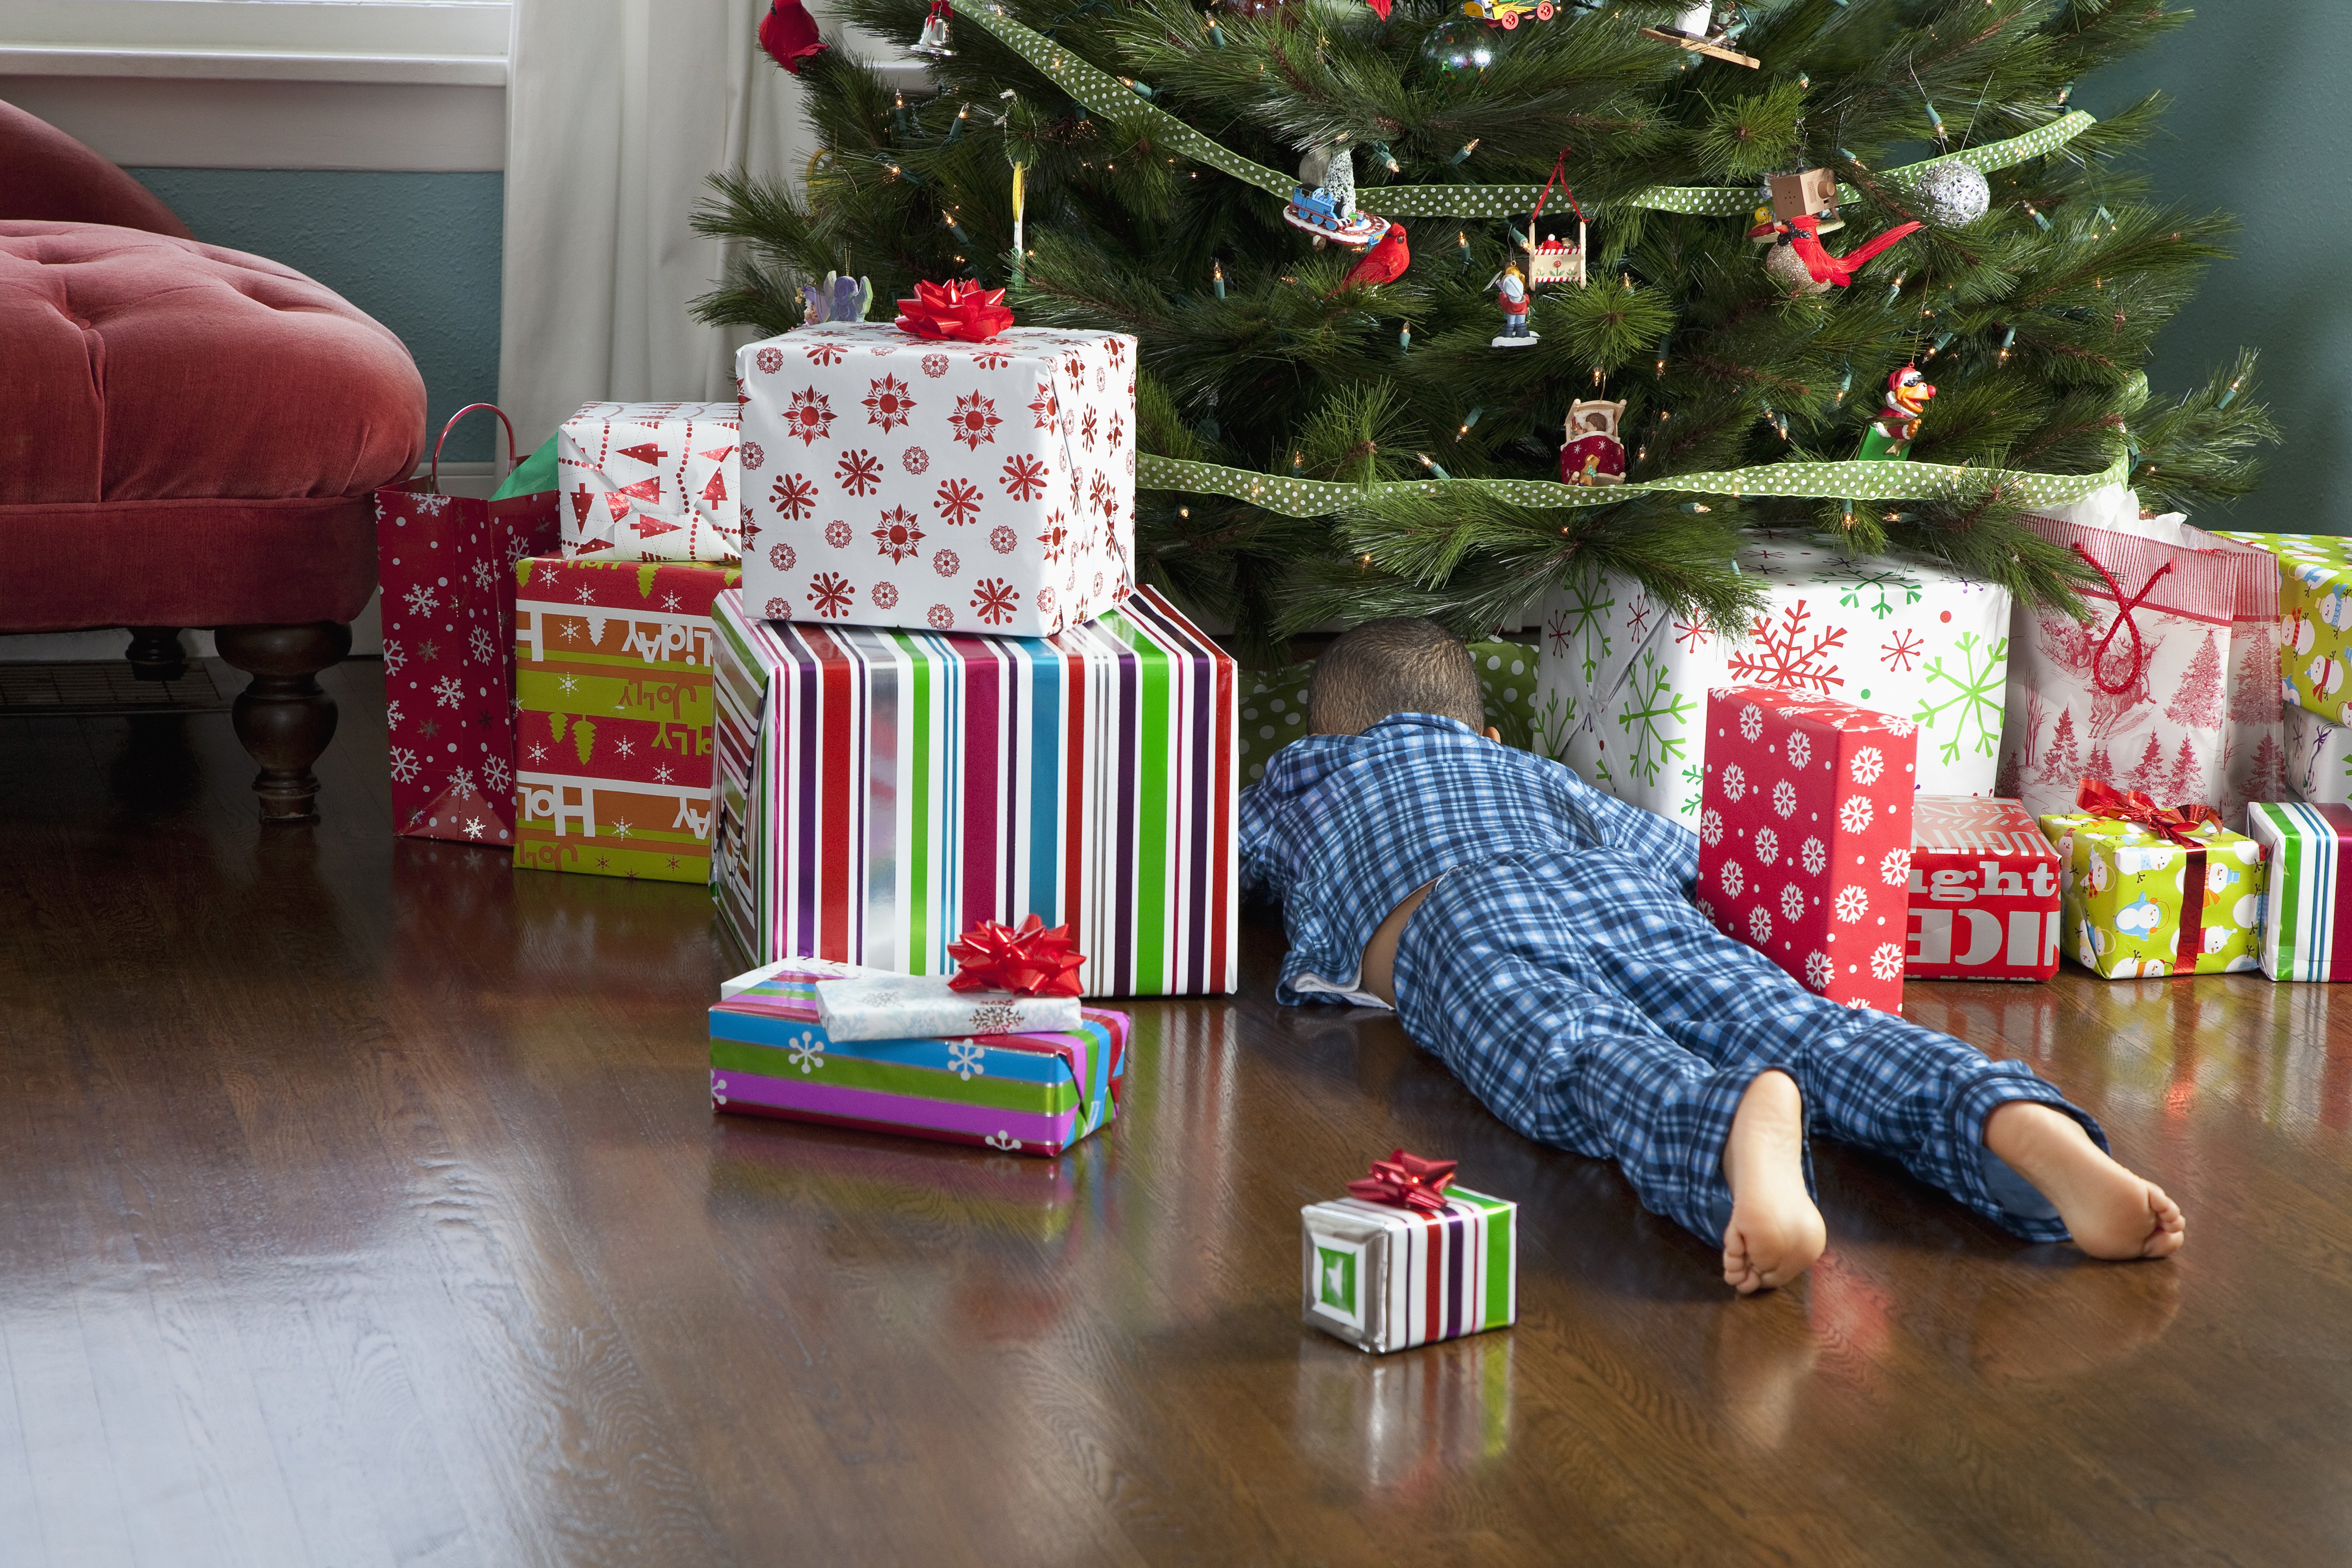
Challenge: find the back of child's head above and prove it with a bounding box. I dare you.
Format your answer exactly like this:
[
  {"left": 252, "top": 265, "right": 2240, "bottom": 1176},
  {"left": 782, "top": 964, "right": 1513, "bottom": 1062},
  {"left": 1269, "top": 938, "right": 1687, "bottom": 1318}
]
[{"left": 1308, "top": 617, "right": 1483, "bottom": 735}]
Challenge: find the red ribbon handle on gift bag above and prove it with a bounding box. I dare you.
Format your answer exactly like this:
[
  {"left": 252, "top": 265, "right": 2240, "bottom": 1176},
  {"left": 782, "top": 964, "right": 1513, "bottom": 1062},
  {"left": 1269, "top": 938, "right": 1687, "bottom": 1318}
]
[
  {"left": 2069, "top": 543, "right": 2176, "bottom": 696},
  {"left": 428, "top": 402, "right": 522, "bottom": 496},
  {"left": 1347, "top": 1149, "right": 1459, "bottom": 1213}
]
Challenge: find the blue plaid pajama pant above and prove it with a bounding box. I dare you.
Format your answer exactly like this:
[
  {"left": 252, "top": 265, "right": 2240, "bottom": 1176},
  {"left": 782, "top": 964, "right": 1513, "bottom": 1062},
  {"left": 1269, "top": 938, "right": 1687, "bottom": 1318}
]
[{"left": 1389, "top": 850, "right": 2104, "bottom": 1245}]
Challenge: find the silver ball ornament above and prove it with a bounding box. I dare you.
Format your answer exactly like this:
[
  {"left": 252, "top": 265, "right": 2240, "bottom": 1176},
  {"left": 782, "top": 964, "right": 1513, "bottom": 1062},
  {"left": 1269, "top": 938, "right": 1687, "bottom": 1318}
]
[
  {"left": 1764, "top": 242, "right": 1831, "bottom": 295},
  {"left": 1910, "top": 160, "right": 1991, "bottom": 227}
]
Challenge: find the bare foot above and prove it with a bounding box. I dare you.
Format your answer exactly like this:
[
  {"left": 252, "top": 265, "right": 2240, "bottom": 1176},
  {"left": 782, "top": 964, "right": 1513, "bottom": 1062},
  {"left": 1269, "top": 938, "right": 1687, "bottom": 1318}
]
[
  {"left": 1720, "top": 1070, "right": 1827, "bottom": 1295},
  {"left": 1983, "top": 1101, "right": 2186, "bottom": 1261}
]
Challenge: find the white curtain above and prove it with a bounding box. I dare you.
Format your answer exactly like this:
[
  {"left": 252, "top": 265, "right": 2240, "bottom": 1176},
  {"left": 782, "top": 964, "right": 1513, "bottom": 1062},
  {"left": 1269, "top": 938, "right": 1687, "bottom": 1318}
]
[{"left": 499, "top": 0, "right": 808, "bottom": 450}]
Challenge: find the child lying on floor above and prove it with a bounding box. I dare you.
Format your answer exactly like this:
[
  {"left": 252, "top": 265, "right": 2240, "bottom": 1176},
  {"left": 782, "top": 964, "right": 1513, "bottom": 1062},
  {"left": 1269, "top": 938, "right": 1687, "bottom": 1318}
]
[{"left": 1239, "top": 617, "right": 2185, "bottom": 1293}]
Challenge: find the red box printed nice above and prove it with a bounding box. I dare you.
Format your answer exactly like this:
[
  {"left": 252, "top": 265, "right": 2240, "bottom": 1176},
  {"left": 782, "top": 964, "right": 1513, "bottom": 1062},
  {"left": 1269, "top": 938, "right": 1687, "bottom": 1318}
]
[{"left": 1903, "top": 796, "right": 2063, "bottom": 982}]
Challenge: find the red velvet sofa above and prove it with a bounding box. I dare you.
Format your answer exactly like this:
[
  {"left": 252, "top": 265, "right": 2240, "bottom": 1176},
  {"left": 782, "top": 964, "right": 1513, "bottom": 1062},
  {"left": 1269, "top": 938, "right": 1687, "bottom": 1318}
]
[{"left": 0, "top": 99, "right": 425, "bottom": 821}]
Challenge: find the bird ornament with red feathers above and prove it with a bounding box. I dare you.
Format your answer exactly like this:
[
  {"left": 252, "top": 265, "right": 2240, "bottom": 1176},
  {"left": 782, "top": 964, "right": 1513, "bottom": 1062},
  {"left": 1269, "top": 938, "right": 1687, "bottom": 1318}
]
[
  {"left": 1328, "top": 220, "right": 1410, "bottom": 296},
  {"left": 1775, "top": 212, "right": 1921, "bottom": 288}
]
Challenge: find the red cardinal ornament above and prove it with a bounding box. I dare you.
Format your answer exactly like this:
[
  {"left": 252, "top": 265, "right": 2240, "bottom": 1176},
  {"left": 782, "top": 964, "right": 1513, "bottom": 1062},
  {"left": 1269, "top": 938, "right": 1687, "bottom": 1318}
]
[
  {"left": 758, "top": 0, "right": 828, "bottom": 74},
  {"left": 1783, "top": 213, "right": 1920, "bottom": 288},
  {"left": 1327, "top": 219, "right": 1409, "bottom": 297}
]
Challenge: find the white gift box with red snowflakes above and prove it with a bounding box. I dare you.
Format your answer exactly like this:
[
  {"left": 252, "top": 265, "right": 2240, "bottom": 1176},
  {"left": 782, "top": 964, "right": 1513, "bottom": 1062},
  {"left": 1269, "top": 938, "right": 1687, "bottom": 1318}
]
[
  {"left": 558, "top": 401, "right": 743, "bottom": 563},
  {"left": 1531, "top": 532, "right": 2012, "bottom": 831},
  {"left": 733, "top": 322, "right": 1137, "bottom": 638}
]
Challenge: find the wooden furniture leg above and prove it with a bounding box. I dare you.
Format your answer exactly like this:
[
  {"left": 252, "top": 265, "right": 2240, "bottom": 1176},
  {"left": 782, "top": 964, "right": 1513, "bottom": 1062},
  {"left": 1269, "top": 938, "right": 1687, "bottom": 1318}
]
[
  {"left": 214, "top": 622, "right": 351, "bottom": 824},
  {"left": 126, "top": 626, "right": 189, "bottom": 682}
]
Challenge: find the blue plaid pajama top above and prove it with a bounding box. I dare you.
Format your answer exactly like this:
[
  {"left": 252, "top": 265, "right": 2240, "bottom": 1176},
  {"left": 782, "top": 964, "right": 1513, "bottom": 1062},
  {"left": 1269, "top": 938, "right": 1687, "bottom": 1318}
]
[{"left": 1237, "top": 713, "right": 1699, "bottom": 1005}]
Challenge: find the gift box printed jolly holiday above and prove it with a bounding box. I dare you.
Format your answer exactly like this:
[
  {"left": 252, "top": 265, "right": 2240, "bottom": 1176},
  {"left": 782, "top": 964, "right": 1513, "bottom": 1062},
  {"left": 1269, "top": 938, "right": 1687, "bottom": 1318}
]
[
  {"left": 1237, "top": 641, "right": 1540, "bottom": 784},
  {"left": 558, "top": 400, "right": 742, "bottom": 562},
  {"left": 510, "top": 555, "right": 741, "bottom": 882},
  {"left": 1533, "top": 532, "right": 2008, "bottom": 830},
  {"left": 734, "top": 321, "right": 1136, "bottom": 638},
  {"left": 1904, "top": 797, "right": 2062, "bottom": 982},
  {"left": 709, "top": 963, "right": 1128, "bottom": 1155},
  {"left": 2247, "top": 802, "right": 2352, "bottom": 982},
  {"left": 710, "top": 584, "right": 1237, "bottom": 996},
  {"left": 1696, "top": 686, "right": 1918, "bottom": 1013},
  {"left": 377, "top": 405, "right": 562, "bottom": 844},
  {"left": 1301, "top": 1152, "right": 1517, "bottom": 1355},
  {"left": 2209, "top": 530, "right": 2352, "bottom": 724},
  {"left": 1998, "top": 512, "right": 2285, "bottom": 824},
  {"left": 2039, "top": 787, "right": 2266, "bottom": 979}
]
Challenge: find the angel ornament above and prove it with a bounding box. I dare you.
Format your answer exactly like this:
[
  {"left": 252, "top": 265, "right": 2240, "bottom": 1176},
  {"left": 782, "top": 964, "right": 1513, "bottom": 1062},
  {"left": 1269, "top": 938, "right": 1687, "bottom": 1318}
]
[{"left": 798, "top": 272, "right": 873, "bottom": 325}]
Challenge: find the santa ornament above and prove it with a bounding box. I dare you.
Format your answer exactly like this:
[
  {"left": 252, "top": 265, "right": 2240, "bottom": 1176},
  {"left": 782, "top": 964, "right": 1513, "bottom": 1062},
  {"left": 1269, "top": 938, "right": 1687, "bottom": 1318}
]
[
  {"left": 1490, "top": 259, "right": 1536, "bottom": 347},
  {"left": 1558, "top": 399, "right": 1626, "bottom": 485}
]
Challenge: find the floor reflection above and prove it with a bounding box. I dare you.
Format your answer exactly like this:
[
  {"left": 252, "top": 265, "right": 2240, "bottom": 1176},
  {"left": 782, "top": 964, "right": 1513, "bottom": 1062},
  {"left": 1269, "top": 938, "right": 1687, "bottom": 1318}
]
[{"left": 1292, "top": 1330, "right": 1514, "bottom": 1497}]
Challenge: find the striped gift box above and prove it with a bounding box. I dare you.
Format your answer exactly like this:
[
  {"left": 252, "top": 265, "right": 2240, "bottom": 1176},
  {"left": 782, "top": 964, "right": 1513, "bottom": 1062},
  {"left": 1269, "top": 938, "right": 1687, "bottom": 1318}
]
[
  {"left": 1301, "top": 1189, "right": 1518, "bottom": 1354},
  {"left": 2247, "top": 801, "right": 2352, "bottom": 981},
  {"left": 709, "top": 585, "right": 1238, "bottom": 996},
  {"left": 710, "top": 965, "right": 1128, "bottom": 1156}
]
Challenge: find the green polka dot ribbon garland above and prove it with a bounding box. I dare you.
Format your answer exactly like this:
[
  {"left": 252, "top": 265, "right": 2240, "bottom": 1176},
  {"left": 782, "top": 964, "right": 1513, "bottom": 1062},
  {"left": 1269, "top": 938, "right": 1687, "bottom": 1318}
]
[
  {"left": 965, "top": 3, "right": 2094, "bottom": 217},
  {"left": 1136, "top": 450, "right": 2130, "bottom": 520}
]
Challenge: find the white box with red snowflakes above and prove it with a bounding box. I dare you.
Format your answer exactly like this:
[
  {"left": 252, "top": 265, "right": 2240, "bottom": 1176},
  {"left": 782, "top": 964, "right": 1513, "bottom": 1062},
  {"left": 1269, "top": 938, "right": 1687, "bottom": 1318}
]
[
  {"left": 557, "top": 401, "right": 743, "bottom": 563},
  {"left": 732, "top": 322, "right": 1137, "bottom": 637},
  {"left": 1530, "top": 532, "right": 2011, "bottom": 830}
]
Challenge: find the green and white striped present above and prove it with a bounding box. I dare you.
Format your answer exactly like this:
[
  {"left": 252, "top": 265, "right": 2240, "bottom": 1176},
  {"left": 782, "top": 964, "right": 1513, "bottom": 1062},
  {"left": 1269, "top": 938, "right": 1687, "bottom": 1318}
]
[
  {"left": 2245, "top": 801, "right": 2352, "bottom": 982},
  {"left": 1301, "top": 1182, "right": 1517, "bottom": 1354}
]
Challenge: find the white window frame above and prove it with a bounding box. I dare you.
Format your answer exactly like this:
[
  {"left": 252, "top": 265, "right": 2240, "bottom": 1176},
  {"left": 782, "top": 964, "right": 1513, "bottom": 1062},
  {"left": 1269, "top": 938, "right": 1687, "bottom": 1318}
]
[{"left": 0, "top": 0, "right": 510, "bottom": 85}]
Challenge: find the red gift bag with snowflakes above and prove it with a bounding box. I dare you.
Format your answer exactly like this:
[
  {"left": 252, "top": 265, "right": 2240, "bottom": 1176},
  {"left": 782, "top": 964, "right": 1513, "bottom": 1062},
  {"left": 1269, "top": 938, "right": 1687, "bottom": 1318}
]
[
  {"left": 1696, "top": 686, "right": 1918, "bottom": 1014},
  {"left": 375, "top": 404, "right": 562, "bottom": 845},
  {"left": 1995, "top": 513, "right": 2284, "bottom": 823}
]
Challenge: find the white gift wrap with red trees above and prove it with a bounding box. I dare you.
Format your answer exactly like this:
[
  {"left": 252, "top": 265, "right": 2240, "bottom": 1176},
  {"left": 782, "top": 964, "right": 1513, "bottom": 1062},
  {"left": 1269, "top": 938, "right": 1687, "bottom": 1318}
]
[
  {"left": 734, "top": 323, "right": 1137, "bottom": 637},
  {"left": 558, "top": 401, "right": 743, "bottom": 563}
]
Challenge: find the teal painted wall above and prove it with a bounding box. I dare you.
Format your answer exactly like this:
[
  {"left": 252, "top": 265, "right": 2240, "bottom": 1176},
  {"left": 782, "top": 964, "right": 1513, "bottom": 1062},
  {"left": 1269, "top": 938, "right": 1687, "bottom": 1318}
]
[
  {"left": 125, "top": 169, "right": 504, "bottom": 464},
  {"left": 2090, "top": 8, "right": 2347, "bottom": 533}
]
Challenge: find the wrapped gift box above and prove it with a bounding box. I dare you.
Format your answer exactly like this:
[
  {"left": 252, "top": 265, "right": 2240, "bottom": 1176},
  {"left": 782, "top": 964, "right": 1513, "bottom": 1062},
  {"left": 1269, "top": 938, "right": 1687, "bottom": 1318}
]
[
  {"left": 511, "top": 556, "right": 741, "bottom": 882},
  {"left": 1696, "top": 686, "right": 1918, "bottom": 1013},
  {"left": 558, "top": 400, "right": 742, "bottom": 562},
  {"left": 1905, "top": 797, "right": 2062, "bottom": 981},
  {"left": 710, "top": 585, "right": 1237, "bottom": 996},
  {"left": 2211, "top": 530, "right": 2352, "bottom": 723},
  {"left": 709, "top": 963, "right": 1128, "bottom": 1156},
  {"left": 1534, "top": 532, "right": 2009, "bottom": 828},
  {"left": 2040, "top": 809, "right": 2266, "bottom": 978},
  {"left": 734, "top": 322, "right": 1136, "bottom": 637},
  {"left": 2247, "top": 801, "right": 2352, "bottom": 981},
  {"left": 1301, "top": 1170, "right": 1517, "bottom": 1354},
  {"left": 2284, "top": 700, "right": 2352, "bottom": 805},
  {"left": 1237, "top": 640, "right": 1538, "bottom": 785},
  {"left": 377, "top": 483, "right": 560, "bottom": 844}
]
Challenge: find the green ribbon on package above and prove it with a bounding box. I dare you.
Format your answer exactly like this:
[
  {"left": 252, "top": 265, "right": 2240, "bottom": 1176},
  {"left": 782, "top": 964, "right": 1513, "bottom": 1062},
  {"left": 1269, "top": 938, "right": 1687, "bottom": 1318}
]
[
  {"left": 1136, "top": 449, "right": 2129, "bottom": 519},
  {"left": 964, "top": 1, "right": 2094, "bottom": 218}
]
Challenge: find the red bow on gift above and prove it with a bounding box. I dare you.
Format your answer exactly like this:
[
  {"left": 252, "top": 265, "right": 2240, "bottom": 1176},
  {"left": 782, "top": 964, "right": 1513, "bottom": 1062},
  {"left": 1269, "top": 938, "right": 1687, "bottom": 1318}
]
[
  {"left": 2076, "top": 778, "right": 2221, "bottom": 848},
  {"left": 1347, "top": 1149, "right": 1459, "bottom": 1213},
  {"left": 895, "top": 278, "right": 1016, "bottom": 342},
  {"left": 946, "top": 914, "right": 1085, "bottom": 995}
]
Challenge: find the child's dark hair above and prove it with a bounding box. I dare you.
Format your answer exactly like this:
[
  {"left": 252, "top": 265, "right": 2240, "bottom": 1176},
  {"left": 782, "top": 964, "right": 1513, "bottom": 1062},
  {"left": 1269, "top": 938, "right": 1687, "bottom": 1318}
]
[{"left": 1307, "top": 617, "right": 1483, "bottom": 735}]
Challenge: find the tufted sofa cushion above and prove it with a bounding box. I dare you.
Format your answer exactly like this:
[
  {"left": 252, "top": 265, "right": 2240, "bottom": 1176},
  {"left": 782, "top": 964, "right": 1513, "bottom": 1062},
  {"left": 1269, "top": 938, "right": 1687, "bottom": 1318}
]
[{"left": 0, "top": 221, "right": 423, "bottom": 631}]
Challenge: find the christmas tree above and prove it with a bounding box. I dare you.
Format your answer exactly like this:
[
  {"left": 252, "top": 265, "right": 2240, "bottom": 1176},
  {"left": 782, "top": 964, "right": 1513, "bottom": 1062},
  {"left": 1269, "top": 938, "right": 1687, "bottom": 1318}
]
[{"left": 697, "top": 0, "right": 2275, "bottom": 661}]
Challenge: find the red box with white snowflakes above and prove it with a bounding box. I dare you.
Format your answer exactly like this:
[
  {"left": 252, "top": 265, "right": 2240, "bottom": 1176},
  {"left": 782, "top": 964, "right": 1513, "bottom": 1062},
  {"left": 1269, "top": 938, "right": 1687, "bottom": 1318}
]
[
  {"left": 733, "top": 321, "right": 1137, "bottom": 637},
  {"left": 1696, "top": 686, "right": 1919, "bottom": 1014},
  {"left": 1902, "top": 796, "right": 2062, "bottom": 981},
  {"left": 558, "top": 401, "right": 742, "bottom": 563}
]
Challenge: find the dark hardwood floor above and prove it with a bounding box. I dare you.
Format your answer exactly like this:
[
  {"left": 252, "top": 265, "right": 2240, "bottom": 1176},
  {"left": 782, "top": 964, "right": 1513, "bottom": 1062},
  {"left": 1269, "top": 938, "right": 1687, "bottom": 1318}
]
[{"left": 3, "top": 658, "right": 2347, "bottom": 1566}]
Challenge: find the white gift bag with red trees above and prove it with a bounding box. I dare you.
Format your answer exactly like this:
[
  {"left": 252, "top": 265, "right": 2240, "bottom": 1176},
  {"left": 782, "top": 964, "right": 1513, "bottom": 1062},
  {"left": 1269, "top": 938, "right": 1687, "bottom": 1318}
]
[{"left": 1996, "top": 508, "right": 2284, "bottom": 823}]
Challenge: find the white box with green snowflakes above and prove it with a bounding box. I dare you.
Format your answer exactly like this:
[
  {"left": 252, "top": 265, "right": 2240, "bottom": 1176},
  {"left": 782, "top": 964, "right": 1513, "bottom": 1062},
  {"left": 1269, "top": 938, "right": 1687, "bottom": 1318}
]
[{"left": 1531, "top": 533, "right": 2012, "bottom": 830}]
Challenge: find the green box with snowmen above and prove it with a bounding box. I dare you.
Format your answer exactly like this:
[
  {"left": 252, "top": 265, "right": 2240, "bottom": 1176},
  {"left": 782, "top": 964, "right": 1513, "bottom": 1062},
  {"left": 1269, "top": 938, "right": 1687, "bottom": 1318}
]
[
  {"left": 2039, "top": 810, "right": 2266, "bottom": 978},
  {"left": 2211, "top": 530, "right": 2352, "bottom": 724}
]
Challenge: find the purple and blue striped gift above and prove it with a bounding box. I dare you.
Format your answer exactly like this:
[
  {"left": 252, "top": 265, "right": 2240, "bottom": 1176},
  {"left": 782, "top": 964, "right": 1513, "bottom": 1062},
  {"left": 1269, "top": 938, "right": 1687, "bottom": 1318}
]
[
  {"left": 709, "top": 586, "right": 1237, "bottom": 996},
  {"left": 710, "top": 964, "right": 1128, "bottom": 1156}
]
